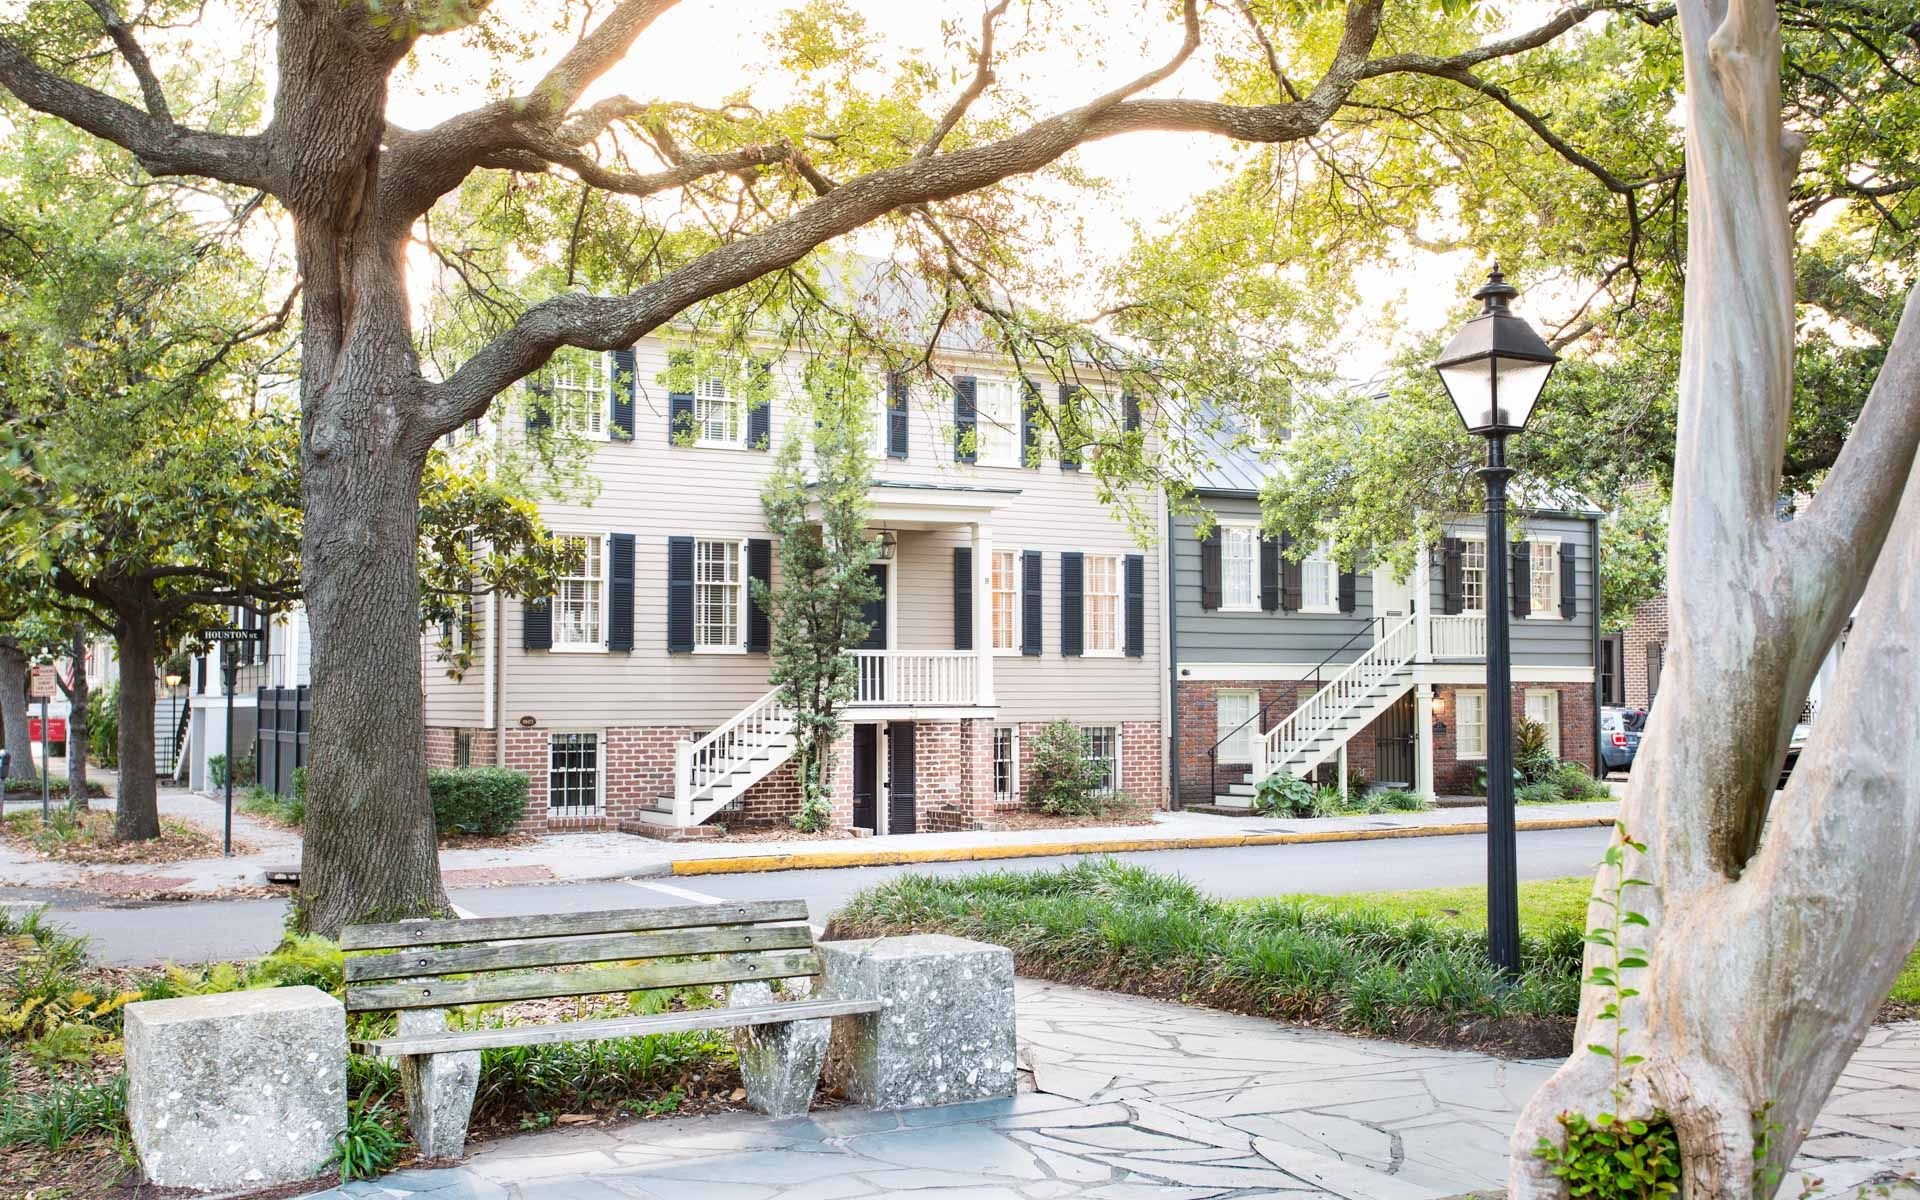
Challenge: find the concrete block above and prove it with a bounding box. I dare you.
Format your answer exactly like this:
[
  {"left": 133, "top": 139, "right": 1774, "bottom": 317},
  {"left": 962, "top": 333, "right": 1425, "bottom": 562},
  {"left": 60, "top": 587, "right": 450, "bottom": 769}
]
[
  {"left": 396, "top": 1009, "right": 481, "bottom": 1161},
  {"left": 730, "top": 981, "right": 830, "bottom": 1118},
  {"left": 125, "top": 985, "right": 346, "bottom": 1189},
  {"left": 819, "top": 934, "right": 1017, "bottom": 1110}
]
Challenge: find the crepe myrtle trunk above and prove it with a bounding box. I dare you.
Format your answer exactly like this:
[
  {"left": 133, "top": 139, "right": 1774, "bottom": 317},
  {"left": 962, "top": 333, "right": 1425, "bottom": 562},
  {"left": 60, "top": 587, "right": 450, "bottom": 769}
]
[
  {"left": 0, "top": 637, "right": 34, "bottom": 783},
  {"left": 112, "top": 619, "right": 160, "bottom": 841}
]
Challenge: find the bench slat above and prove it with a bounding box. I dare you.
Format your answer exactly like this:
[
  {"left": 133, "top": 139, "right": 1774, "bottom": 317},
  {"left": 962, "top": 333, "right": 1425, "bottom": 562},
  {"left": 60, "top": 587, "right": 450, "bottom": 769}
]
[
  {"left": 351, "top": 997, "right": 884, "bottom": 1057},
  {"left": 345, "top": 924, "right": 815, "bottom": 983},
  {"left": 340, "top": 899, "right": 810, "bottom": 951},
  {"left": 345, "top": 948, "right": 821, "bottom": 1011}
]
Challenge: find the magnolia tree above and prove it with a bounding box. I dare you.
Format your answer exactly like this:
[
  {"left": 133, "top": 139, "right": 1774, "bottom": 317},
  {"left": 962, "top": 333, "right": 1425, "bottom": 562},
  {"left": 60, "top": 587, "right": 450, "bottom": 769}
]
[{"left": 1512, "top": 1, "right": 1920, "bottom": 1195}]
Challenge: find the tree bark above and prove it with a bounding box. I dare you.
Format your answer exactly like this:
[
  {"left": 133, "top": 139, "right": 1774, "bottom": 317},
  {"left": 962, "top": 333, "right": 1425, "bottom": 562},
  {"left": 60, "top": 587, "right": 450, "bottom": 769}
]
[
  {"left": 113, "top": 618, "right": 161, "bottom": 841},
  {"left": 0, "top": 636, "right": 34, "bottom": 782},
  {"left": 1509, "top": 2, "right": 1920, "bottom": 1196},
  {"left": 65, "top": 629, "right": 89, "bottom": 807}
]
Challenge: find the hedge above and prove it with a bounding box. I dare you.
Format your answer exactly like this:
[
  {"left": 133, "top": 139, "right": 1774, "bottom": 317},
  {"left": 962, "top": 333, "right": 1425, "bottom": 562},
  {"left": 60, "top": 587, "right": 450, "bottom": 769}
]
[{"left": 428, "top": 767, "right": 529, "bottom": 836}]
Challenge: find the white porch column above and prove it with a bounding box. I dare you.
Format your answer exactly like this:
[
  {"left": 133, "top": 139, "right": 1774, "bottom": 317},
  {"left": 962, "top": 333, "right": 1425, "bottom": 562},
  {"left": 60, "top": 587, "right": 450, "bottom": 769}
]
[
  {"left": 1416, "top": 682, "right": 1437, "bottom": 802},
  {"left": 971, "top": 522, "right": 994, "bottom": 705},
  {"left": 1415, "top": 547, "right": 1434, "bottom": 662}
]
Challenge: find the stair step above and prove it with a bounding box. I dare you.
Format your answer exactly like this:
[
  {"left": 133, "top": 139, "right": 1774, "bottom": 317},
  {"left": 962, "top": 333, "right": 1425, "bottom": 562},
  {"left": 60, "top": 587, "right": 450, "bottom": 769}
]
[{"left": 1209, "top": 795, "right": 1254, "bottom": 811}]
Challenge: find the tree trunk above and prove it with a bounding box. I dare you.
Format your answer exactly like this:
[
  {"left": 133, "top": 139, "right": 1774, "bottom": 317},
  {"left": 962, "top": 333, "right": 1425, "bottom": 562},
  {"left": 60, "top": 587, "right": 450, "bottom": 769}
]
[
  {"left": 113, "top": 620, "right": 161, "bottom": 841},
  {"left": 65, "top": 629, "right": 89, "bottom": 807},
  {"left": 0, "top": 636, "right": 34, "bottom": 782},
  {"left": 1509, "top": 2, "right": 1920, "bottom": 1197}
]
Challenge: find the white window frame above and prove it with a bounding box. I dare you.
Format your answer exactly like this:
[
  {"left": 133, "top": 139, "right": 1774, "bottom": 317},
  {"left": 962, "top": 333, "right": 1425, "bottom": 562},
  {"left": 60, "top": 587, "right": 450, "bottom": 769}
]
[
  {"left": 1460, "top": 535, "right": 1488, "bottom": 616},
  {"left": 992, "top": 725, "right": 1019, "bottom": 803},
  {"left": 694, "top": 366, "right": 747, "bottom": 449},
  {"left": 1528, "top": 537, "right": 1562, "bottom": 620},
  {"left": 1525, "top": 688, "right": 1562, "bottom": 757},
  {"left": 550, "top": 533, "right": 608, "bottom": 652},
  {"left": 1084, "top": 554, "right": 1123, "bottom": 656},
  {"left": 1082, "top": 724, "right": 1121, "bottom": 795},
  {"left": 990, "top": 549, "right": 1022, "bottom": 655},
  {"left": 1217, "top": 689, "right": 1260, "bottom": 763},
  {"left": 693, "top": 537, "right": 749, "bottom": 653},
  {"left": 1300, "top": 544, "right": 1340, "bottom": 614},
  {"left": 873, "top": 383, "right": 893, "bottom": 459},
  {"left": 1456, "top": 689, "right": 1488, "bottom": 761},
  {"left": 545, "top": 348, "right": 613, "bottom": 440},
  {"left": 546, "top": 730, "right": 604, "bottom": 817},
  {"left": 1221, "top": 523, "right": 1260, "bottom": 612},
  {"left": 971, "top": 377, "right": 1022, "bottom": 468}
]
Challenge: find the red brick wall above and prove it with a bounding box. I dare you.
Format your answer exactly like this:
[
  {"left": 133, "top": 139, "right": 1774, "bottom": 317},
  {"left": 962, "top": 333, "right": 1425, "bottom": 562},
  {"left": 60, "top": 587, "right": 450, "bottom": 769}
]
[
  {"left": 1175, "top": 680, "right": 1320, "bottom": 805},
  {"left": 424, "top": 727, "right": 456, "bottom": 769},
  {"left": 915, "top": 718, "right": 995, "bottom": 832},
  {"left": 1431, "top": 682, "right": 1597, "bottom": 794},
  {"left": 1621, "top": 594, "right": 1668, "bottom": 710}
]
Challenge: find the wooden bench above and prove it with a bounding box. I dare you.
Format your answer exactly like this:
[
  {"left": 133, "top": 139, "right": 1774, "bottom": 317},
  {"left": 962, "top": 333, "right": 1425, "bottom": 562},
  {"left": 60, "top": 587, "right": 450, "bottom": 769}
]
[{"left": 341, "top": 899, "right": 881, "bottom": 1158}]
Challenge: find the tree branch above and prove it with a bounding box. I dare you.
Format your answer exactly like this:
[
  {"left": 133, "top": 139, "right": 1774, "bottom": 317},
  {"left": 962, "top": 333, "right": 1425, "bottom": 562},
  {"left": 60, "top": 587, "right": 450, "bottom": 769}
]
[
  {"left": 80, "top": 0, "right": 170, "bottom": 123},
  {"left": 918, "top": 0, "right": 1012, "bottom": 159}
]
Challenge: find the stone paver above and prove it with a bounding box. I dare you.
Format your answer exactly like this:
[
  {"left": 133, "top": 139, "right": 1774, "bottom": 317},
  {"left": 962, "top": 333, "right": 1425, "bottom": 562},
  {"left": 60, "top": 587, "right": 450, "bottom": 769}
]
[{"left": 296, "top": 979, "right": 1920, "bottom": 1200}]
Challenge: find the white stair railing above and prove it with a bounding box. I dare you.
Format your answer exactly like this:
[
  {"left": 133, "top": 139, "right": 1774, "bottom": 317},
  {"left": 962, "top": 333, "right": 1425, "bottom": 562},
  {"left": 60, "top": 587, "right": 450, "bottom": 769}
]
[
  {"left": 1259, "top": 615, "right": 1419, "bottom": 777},
  {"left": 675, "top": 688, "right": 792, "bottom": 812}
]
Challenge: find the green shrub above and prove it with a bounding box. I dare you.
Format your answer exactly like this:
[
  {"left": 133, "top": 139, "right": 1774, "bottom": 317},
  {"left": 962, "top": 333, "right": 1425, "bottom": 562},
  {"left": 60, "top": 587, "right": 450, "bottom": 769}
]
[
  {"left": 1534, "top": 1111, "right": 1682, "bottom": 1200},
  {"left": 208, "top": 752, "right": 255, "bottom": 788},
  {"left": 1515, "top": 718, "right": 1557, "bottom": 784},
  {"left": 1547, "top": 761, "right": 1611, "bottom": 801},
  {"left": 1517, "top": 780, "right": 1567, "bottom": 805},
  {"left": 1371, "top": 788, "right": 1430, "bottom": 813},
  {"left": 0, "top": 1074, "right": 126, "bottom": 1150},
  {"left": 240, "top": 784, "right": 305, "bottom": 827},
  {"left": 428, "top": 767, "right": 529, "bottom": 835},
  {"left": 1024, "top": 719, "right": 1106, "bottom": 817},
  {"left": 87, "top": 683, "right": 120, "bottom": 769},
  {"left": 1252, "top": 773, "right": 1318, "bottom": 818},
  {"left": 329, "top": 1092, "right": 406, "bottom": 1180}
]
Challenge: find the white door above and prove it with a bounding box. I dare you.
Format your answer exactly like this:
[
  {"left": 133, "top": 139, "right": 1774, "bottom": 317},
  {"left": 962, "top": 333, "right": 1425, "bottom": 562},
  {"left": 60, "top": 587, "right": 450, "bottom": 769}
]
[
  {"left": 1217, "top": 690, "right": 1260, "bottom": 763},
  {"left": 1373, "top": 566, "right": 1414, "bottom": 618}
]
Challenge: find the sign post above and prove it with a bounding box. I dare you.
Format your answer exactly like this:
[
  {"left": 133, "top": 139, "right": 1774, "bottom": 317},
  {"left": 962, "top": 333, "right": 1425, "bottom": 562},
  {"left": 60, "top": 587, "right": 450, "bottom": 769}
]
[
  {"left": 203, "top": 628, "right": 262, "bottom": 858},
  {"left": 38, "top": 696, "right": 50, "bottom": 824}
]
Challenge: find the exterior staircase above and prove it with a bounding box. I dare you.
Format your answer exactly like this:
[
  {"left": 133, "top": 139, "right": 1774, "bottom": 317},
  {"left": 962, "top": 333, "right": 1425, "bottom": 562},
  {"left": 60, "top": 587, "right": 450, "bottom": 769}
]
[
  {"left": 627, "top": 689, "right": 797, "bottom": 835},
  {"left": 1211, "top": 615, "right": 1420, "bottom": 809}
]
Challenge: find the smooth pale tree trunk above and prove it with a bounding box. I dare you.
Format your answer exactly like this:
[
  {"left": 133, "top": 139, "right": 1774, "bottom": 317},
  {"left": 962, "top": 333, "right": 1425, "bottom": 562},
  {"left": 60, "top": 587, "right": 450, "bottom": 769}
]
[
  {"left": 1510, "top": 2, "right": 1920, "bottom": 1197},
  {"left": 64, "top": 629, "right": 89, "bottom": 807},
  {"left": 112, "top": 620, "right": 161, "bottom": 841},
  {"left": 0, "top": 636, "right": 33, "bottom": 783}
]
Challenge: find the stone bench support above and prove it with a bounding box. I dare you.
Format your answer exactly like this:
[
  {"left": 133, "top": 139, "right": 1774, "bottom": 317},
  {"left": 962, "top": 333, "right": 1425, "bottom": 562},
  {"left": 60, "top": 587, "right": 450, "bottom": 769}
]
[
  {"left": 125, "top": 986, "right": 347, "bottom": 1190},
  {"left": 819, "top": 933, "right": 1018, "bottom": 1110},
  {"left": 730, "top": 981, "right": 832, "bottom": 1117},
  {"left": 396, "top": 1007, "right": 482, "bottom": 1159}
]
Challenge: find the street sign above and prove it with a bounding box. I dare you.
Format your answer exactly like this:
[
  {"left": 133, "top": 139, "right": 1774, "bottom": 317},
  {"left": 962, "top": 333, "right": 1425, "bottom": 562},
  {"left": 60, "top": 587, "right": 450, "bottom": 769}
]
[{"left": 203, "top": 628, "right": 263, "bottom": 643}]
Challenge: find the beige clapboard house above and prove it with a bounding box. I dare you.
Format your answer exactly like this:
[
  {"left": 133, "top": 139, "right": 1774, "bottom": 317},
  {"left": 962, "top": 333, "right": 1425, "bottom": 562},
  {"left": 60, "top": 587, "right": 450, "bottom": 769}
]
[{"left": 421, "top": 333, "right": 1167, "bottom": 836}]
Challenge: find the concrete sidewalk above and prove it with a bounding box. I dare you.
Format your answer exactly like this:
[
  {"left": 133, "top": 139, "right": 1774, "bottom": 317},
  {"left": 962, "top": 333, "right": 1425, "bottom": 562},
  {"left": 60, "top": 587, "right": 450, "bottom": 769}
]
[
  {"left": 0, "top": 787, "right": 1619, "bottom": 895},
  {"left": 300, "top": 980, "right": 1920, "bottom": 1200}
]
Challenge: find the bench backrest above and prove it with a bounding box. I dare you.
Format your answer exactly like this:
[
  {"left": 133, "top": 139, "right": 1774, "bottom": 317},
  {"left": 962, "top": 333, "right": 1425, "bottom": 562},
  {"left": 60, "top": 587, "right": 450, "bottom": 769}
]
[{"left": 340, "top": 899, "right": 816, "bottom": 1014}]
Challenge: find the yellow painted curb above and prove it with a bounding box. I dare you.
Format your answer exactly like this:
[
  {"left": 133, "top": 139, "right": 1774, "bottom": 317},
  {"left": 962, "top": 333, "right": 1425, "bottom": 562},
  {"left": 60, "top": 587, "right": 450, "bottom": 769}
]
[{"left": 669, "top": 814, "right": 1615, "bottom": 876}]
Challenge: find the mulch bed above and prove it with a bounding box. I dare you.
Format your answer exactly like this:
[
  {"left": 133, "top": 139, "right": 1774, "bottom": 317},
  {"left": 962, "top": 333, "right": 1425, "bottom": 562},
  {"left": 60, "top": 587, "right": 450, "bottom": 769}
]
[
  {"left": 0, "top": 810, "right": 251, "bottom": 865},
  {"left": 987, "top": 808, "right": 1156, "bottom": 831},
  {"left": 439, "top": 831, "right": 540, "bottom": 851},
  {"left": 704, "top": 827, "right": 865, "bottom": 843}
]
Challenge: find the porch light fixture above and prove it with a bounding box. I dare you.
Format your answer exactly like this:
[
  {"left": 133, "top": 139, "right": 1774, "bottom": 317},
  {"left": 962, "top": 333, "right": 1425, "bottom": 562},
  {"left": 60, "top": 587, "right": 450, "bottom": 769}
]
[
  {"left": 870, "top": 530, "right": 897, "bottom": 561},
  {"left": 1431, "top": 263, "right": 1559, "bottom": 978}
]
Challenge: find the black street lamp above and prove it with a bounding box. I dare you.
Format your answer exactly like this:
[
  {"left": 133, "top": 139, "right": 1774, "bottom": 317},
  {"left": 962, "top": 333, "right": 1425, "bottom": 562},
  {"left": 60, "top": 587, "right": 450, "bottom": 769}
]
[{"left": 1433, "top": 265, "right": 1559, "bottom": 974}]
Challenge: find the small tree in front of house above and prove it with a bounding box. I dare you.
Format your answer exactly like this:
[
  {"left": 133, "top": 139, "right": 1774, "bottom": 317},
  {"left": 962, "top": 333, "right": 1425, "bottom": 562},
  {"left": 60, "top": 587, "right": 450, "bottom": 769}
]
[
  {"left": 1025, "top": 719, "right": 1108, "bottom": 819},
  {"left": 755, "top": 361, "right": 882, "bottom": 833}
]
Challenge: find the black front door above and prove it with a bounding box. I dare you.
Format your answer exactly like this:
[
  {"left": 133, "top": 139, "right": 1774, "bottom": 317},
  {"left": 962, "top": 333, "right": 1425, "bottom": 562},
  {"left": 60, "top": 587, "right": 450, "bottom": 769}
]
[
  {"left": 858, "top": 564, "right": 888, "bottom": 650},
  {"left": 852, "top": 724, "right": 878, "bottom": 832},
  {"left": 886, "top": 721, "right": 916, "bottom": 834},
  {"left": 1374, "top": 691, "right": 1416, "bottom": 786}
]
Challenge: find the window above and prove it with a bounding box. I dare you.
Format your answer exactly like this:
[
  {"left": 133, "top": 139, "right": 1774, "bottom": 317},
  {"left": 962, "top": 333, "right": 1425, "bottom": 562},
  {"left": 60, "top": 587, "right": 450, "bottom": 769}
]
[
  {"left": 1082, "top": 725, "right": 1119, "bottom": 794},
  {"left": 990, "top": 550, "right": 1021, "bottom": 652},
  {"left": 1301, "top": 545, "right": 1339, "bottom": 613},
  {"left": 1529, "top": 539, "right": 1561, "bottom": 618},
  {"left": 695, "top": 538, "right": 744, "bottom": 650},
  {"left": 548, "top": 732, "right": 601, "bottom": 817},
  {"left": 547, "top": 348, "right": 610, "bottom": 437},
  {"left": 973, "top": 378, "right": 1021, "bottom": 466},
  {"left": 1456, "top": 689, "right": 1487, "bottom": 760},
  {"left": 993, "top": 726, "right": 1019, "bottom": 802},
  {"left": 1526, "top": 689, "right": 1562, "bottom": 757},
  {"left": 454, "top": 728, "right": 472, "bottom": 768},
  {"left": 1217, "top": 690, "right": 1259, "bottom": 763},
  {"left": 1461, "top": 536, "right": 1488, "bottom": 614},
  {"left": 553, "top": 535, "right": 605, "bottom": 649},
  {"left": 1085, "top": 554, "right": 1121, "bottom": 654},
  {"left": 696, "top": 372, "right": 742, "bottom": 446},
  {"left": 1222, "top": 525, "right": 1259, "bottom": 611}
]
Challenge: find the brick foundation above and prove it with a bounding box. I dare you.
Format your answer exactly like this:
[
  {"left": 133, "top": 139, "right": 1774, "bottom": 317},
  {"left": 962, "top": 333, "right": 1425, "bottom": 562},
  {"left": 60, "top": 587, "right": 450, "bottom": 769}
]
[
  {"left": 1431, "top": 682, "right": 1597, "bottom": 794},
  {"left": 1621, "top": 593, "right": 1668, "bottom": 710}
]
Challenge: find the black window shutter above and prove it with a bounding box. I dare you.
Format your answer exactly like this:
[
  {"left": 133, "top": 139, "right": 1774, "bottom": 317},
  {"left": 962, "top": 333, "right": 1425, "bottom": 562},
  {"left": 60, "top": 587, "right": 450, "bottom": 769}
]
[
  {"left": 1021, "top": 549, "right": 1043, "bottom": 656},
  {"left": 667, "top": 350, "right": 693, "bottom": 444},
  {"left": 953, "top": 547, "right": 973, "bottom": 650},
  {"left": 667, "top": 536, "right": 695, "bottom": 652},
  {"left": 1338, "top": 568, "right": 1358, "bottom": 614},
  {"left": 1199, "top": 531, "right": 1222, "bottom": 611},
  {"left": 1021, "top": 380, "right": 1041, "bottom": 468},
  {"left": 746, "top": 360, "right": 772, "bottom": 450},
  {"left": 887, "top": 371, "right": 909, "bottom": 458},
  {"left": 1560, "top": 541, "right": 1578, "bottom": 619},
  {"left": 953, "top": 376, "right": 977, "bottom": 462},
  {"left": 1124, "top": 554, "right": 1145, "bottom": 657},
  {"left": 1058, "top": 383, "right": 1081, "bottom": 471},
  {"left": 1280, "top": 534, "right": 1303, "bottom": 612},
  {"left": 608, "top": 533, "right": 636, "bottom": 651},
  {"left": 1511, "top": 540, "right": 1533, "bottom": 618},
  {"left": 610, "top": 348, "right": 636, "bottom": 441},
  {"left": 522, "top": 598, "right": 552, "bottom": 651},
  {"left": 1259, "top": 537, "right": 1280, "bottom": 611},
  {"left": 1123, "top": 391, "right": 1141, "bottom": 432},
  {"left": 525, "top": 379, "right": 553, "bottom": 434},
  {"left": 1060, "top": 552, "right": 1084, "bottom": 657},
  {"left": 1442, "top": 538, "right": 1465, "bottom": 614},
  {"left": 747, "top": 538, "right": 772, "bottom": 651}
]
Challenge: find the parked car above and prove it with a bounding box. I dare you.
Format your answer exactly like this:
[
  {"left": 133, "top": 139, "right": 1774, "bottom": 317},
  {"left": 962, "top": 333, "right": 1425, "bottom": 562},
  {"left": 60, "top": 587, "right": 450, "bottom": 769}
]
[{"left": 1600, "top": 707, "right": 1646, "bottom": 774}]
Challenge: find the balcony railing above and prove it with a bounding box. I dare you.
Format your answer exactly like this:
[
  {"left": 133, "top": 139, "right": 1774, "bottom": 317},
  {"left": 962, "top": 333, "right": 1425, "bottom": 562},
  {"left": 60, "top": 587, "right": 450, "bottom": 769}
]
[
  {"left": 849, "top": 650, "right": 980, "bottom": 707},
  {"left": 1429, "top": 614, "right": 1487, "bottom": 659}
]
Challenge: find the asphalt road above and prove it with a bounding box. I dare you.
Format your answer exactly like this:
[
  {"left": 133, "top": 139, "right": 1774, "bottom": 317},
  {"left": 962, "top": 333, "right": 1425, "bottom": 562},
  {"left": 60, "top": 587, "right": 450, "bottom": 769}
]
[{"left": 9, "top": 825, "right": 1613, "bottom": 966}]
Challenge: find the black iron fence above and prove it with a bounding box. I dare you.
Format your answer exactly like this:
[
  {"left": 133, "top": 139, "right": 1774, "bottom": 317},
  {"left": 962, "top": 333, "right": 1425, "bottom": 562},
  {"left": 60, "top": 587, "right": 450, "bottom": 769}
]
[{"left": 255, "top": 685, "right": 311, "bottom": 798}]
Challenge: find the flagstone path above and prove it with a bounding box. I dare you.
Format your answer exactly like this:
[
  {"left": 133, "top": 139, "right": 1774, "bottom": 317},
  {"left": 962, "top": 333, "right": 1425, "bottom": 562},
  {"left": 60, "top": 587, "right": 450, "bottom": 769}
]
[{"left": 313, "top": 981, "right": 1920, "bottom": 1200}]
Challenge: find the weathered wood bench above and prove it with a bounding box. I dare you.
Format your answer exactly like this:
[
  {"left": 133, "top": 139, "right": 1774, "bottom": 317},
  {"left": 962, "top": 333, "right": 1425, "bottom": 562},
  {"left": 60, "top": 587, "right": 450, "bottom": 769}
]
[{"left": 342, "top": 899, "right": 880, "bottom": 1158}]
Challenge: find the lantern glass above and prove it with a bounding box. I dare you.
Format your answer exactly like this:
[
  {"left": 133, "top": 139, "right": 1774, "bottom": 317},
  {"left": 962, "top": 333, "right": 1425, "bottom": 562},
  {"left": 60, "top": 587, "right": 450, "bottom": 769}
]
[{"left": 1438, "top": 354, "right": 1554, "bottom": 435}]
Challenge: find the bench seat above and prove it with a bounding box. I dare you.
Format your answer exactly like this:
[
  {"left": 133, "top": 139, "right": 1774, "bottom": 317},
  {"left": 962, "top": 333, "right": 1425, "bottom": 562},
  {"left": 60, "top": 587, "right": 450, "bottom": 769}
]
[{"left": 353, "top": 996, "right": 883, "bottom": 1058}]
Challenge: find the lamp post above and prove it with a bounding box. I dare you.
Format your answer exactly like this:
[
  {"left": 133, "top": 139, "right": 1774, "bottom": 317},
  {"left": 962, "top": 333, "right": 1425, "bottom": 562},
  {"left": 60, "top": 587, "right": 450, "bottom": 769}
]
[{"left": 1433, "top": 265, "right": 1559, "bottom": 974}]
